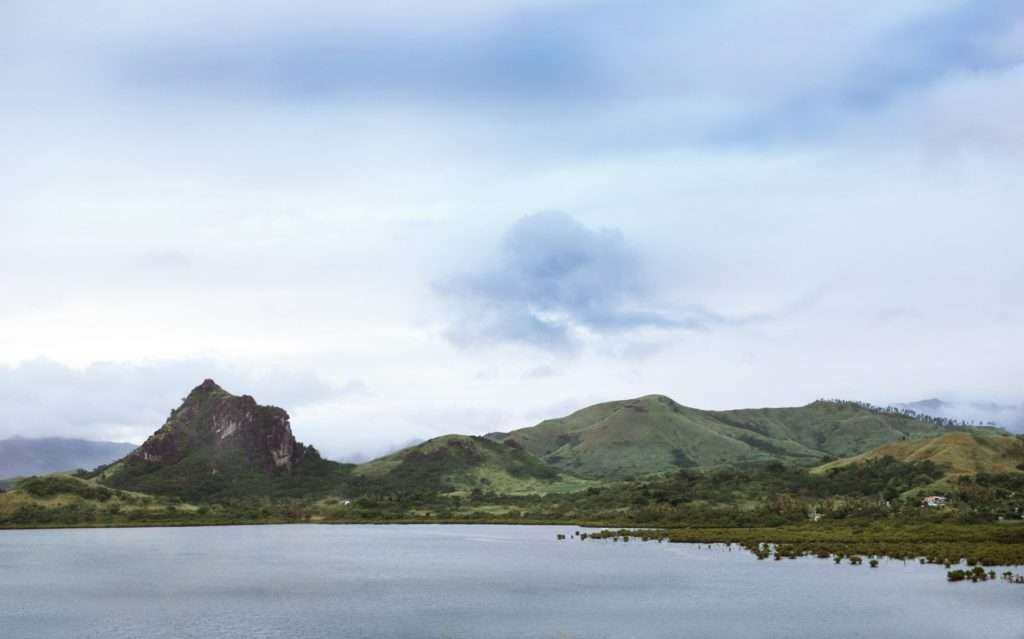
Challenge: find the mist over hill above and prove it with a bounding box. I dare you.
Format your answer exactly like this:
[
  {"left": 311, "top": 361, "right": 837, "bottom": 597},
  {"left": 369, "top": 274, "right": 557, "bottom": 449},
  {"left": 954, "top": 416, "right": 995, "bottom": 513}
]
[
  {"left": 0, "top": 437, "right": 136, "bottom": 480},
  {"left": 896, "top": 399, "right": 1024, "bottom": 432}
]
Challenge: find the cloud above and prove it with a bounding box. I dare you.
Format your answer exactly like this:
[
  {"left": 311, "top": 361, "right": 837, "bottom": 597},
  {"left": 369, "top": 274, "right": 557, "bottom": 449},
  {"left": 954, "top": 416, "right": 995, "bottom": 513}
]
[
  {"left": 16, "top": 1, "right": 1022, "bottom": 156},
  {"left": 838, "top": 62, "right": 1024, "bottom": 152},
  {"left": 436, "top": 211, "right": 778, "bottom": 352},
  {"left": 335, "top": 437, "right": 424, "bottom": 464},
  {"left": 436, "top": 212, "right": 695, "bottom": 350},
  {"left": 0, "top": 359, "right": 362, "bottom": 443},
  {"left": 718, "top": 1, "right": 1024, "bottom": 146},
  {"left": 1, "top": 0, "right": 1023, "bottom": 460},
  {"left": 523, "top": 365, "right": 557, "bottom": 379},
  {"left": 896, "top": 398, "right": 1024, "bottom": 432},
  {"left": 117, "top": 13, "right": 603, "bottom": 104}
]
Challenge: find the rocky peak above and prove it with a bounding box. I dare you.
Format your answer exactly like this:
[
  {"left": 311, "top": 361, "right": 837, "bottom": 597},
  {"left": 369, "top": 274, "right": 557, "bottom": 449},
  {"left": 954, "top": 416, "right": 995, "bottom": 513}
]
[
  {"left": 131, "top": 380, "right": 305, "bottom": 473},
  {"left": 194, "top": 378, "right": 222, "bottom": 393}
]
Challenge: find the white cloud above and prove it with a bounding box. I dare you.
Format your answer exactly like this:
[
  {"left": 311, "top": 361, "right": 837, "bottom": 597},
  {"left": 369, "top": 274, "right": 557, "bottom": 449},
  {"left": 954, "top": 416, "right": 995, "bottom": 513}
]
[{"left": 0, "top": 1, "right": 1021, "bottom": 455}]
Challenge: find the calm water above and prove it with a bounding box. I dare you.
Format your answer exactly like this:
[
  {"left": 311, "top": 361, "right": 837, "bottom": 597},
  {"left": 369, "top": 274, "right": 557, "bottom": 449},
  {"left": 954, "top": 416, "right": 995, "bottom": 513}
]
[{"left": 0, "top": 524, "right": 1021, "bottom": 639}]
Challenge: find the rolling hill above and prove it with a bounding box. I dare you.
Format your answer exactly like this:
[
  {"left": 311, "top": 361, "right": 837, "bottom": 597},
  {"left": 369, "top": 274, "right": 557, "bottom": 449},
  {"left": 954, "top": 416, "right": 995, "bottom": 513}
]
[
  {"left": 353, "top": 434, "right": 592, "bottom": 495},
  {"left": 0, "top": 473, "right": 185, "bottom": 526},
  {"left": 492, "top": 395, "right": 974, "bottom": 479},
  {"left": 814, "top": 431, "right": 1024, "bottom": 476},
  {"left": 0, "top": 437, "right": 137, "bottom": 480}
]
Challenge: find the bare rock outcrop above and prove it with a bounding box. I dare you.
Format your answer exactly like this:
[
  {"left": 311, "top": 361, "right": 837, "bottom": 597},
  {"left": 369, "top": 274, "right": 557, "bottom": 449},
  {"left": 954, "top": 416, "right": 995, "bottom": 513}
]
[{"left": 129, "top": 379, "right": 305, "bottom": 473}]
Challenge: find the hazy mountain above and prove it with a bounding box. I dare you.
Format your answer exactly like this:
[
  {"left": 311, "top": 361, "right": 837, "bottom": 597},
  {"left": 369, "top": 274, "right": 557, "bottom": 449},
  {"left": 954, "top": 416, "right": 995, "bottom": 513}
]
[
  {"left": 896, "top": 398, "right": 1024, "bottom": 431},
  {"left": 0, "top": 437, "right": 136, "bottom": 479},
  {"left": 334, "top": 438, "right": 425, "bottom": 464}
]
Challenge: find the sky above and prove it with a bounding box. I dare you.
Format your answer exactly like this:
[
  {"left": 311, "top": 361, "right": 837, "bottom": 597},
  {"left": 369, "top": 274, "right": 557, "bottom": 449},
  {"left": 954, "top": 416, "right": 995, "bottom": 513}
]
[{"left": 2, "top": 1, "right": 1023, "bottom": 458}]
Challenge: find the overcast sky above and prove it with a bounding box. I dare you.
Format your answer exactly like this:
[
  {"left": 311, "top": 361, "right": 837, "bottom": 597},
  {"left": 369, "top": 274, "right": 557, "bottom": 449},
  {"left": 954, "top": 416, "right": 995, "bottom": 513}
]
[{"left": 2, "top": 1, "right": 1022, "bottom": 458}]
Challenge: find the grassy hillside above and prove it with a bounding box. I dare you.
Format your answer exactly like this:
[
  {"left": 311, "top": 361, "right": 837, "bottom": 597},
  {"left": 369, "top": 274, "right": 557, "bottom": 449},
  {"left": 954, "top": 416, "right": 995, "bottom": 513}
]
[
  {"left": 0, "top": 473, "right": 349, "bottom": 528},
  {"left": 814, "top": 431, "right": 1024, "bottom": 476},
  {"left": 353, "top": 435, "right": 593, "bottom": 495},
  {"left": 499, "top": 396, "right": 972, "bottom": 479},
  {"left": 0, "top": 473, "right": 186, "bottom": 527}
]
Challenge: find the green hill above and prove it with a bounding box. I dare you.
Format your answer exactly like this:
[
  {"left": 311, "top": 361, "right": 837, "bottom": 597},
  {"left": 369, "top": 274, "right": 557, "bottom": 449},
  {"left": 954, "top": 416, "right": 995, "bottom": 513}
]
[
  {"left": 814, "top": 431, "right": 1024, "bottom": 476},
  {"left": 495, "top": 396, "right": 974, "bottom": 479},
  {"left": 0, "top": 473, "right": 187, "bottom": 527},
  {"left": 353, "top": 435, "right": 592, "bottom": 495}
]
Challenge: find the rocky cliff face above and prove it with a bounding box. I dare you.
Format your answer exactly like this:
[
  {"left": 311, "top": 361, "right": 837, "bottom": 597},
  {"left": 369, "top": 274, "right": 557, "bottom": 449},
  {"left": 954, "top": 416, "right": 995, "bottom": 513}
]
[{"left": 128, "top": 379, "right": 305, "bottom": 474}]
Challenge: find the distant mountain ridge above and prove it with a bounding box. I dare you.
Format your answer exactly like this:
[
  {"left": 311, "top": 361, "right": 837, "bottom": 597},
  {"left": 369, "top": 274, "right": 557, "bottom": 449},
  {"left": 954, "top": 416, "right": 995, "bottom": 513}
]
[
  {"left": 0, "top": 437, "right": 136, "bottom": 480},
  {"left": 491, "top": 395, "right": 982, "bottom": 479}
]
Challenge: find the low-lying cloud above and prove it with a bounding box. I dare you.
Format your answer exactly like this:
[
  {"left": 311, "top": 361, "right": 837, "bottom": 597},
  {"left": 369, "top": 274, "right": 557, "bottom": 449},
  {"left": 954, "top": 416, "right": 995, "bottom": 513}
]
[
  {"left": 0, "top": 359, "right": 362, "bottom": 443},
  {"left": 437, "top": 212, "right": 693, "bottom": 351},
  {"left": 897, "top": 398, "right": 1024, "bottom": 432}
]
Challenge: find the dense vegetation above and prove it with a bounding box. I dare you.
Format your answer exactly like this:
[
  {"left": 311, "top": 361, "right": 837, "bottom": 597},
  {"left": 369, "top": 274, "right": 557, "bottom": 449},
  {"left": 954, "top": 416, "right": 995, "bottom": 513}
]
[
  {"left": 582, "top": 523, "right": 1024, "bottom": 571},
  {"left": 18, "top": 474, "right": 120, "bottom": 501},
  {"left": 7, "top": 454, "right": 1022, "bottom": 529},
  {"left": 97, "top": 446, "right": 356, "bottom": 502}
]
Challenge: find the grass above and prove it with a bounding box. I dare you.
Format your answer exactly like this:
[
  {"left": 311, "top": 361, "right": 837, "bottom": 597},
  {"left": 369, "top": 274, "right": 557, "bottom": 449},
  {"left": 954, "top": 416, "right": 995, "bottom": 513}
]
[
  {"left": 353, "top": 435, "right": 596, "bottom": 496},
  {"left": 815, "top": 431, "right": 1024, "bottom": 476}
]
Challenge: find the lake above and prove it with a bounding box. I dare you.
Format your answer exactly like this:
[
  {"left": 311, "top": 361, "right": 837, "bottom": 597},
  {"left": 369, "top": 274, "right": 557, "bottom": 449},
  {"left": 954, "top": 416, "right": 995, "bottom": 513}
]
[{"left": 0, "top": 524, "right": 1021, "bottom": 638}]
